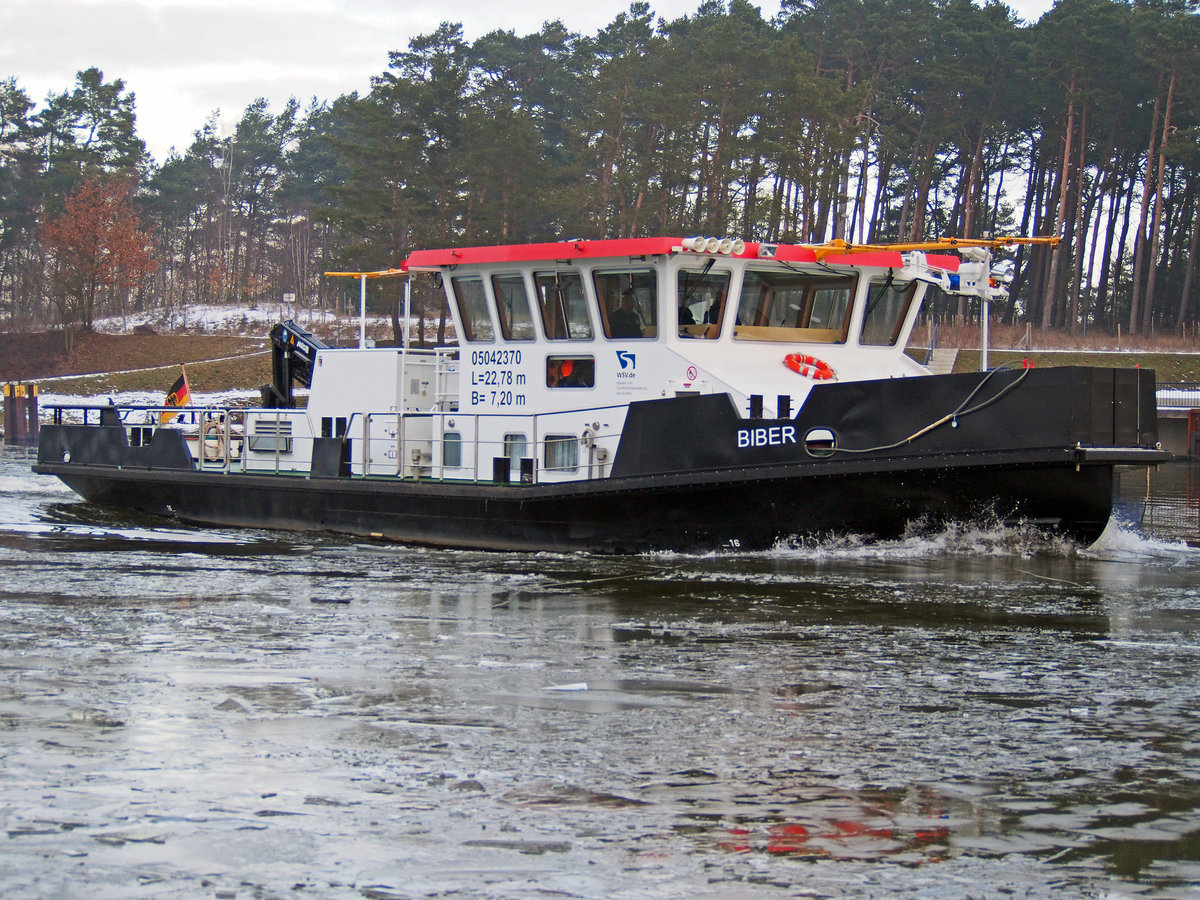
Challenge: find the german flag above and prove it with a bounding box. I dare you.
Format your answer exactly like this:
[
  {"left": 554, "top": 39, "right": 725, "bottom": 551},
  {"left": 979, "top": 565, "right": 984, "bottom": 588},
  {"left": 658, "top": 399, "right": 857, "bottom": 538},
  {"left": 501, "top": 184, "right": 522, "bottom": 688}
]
[{"left": 159, "top": 366, "right": 190, "bottom": 424}]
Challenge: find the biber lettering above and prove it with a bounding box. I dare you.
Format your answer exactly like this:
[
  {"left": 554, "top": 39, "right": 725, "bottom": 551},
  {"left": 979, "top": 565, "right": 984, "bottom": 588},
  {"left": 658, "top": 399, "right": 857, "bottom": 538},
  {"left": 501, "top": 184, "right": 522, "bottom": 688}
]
[{"left": 737, "top": 426, "right": 797, "bottom": 448}]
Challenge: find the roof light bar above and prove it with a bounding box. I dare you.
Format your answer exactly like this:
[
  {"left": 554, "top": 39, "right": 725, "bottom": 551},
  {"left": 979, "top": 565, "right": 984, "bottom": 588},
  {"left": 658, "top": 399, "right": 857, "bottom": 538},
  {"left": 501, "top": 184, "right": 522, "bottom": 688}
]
[{"left": 680, "top": 236, "right": 746, "bottom": 256}]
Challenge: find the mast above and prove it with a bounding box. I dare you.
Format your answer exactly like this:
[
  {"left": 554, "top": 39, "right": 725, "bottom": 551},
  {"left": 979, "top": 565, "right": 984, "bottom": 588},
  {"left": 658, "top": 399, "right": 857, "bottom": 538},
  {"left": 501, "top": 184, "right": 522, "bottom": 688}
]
[{"left": 323, "top": 267, "right": 408, "bottom": 349}]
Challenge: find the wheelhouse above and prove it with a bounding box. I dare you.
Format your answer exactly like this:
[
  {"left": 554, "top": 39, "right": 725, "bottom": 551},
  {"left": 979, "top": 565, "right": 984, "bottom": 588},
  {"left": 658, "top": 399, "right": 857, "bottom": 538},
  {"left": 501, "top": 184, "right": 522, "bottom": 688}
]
[{"left": 402, "top": 237, "right": 958, "bottom": 413}]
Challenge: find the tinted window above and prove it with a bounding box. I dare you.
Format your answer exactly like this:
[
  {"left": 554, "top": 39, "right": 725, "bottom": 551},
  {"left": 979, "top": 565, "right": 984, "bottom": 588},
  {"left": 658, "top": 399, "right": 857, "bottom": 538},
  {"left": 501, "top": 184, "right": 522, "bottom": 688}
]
[
  {"left": 491, "top": 273, "right": 535, "bottom": 341},
  {"left": 443, "top": 431, "right": 462, "bottom": 467},
  {"left": 860, "top": 279, "right": 917, "bottom": 346},
  {"left": 546, "top": 355, "right": 595, "bottom": 388},
  {"left": 734, "top": 270, "right": 854, "bottom": 343},
  {"left": 451, "top": 277, "right": 494, "bottom": 342},
  {"left": 594, "top": 269, "right": 657, "bottom": 339},
  {"left": 534, "top": 271, "right": 592, "bottom": 340},
  {"left": 677, "top": 268, "right": 731, "bottom": 338},
  {"left": 544, "top": 434, "right": 579, "bottom": 472}
]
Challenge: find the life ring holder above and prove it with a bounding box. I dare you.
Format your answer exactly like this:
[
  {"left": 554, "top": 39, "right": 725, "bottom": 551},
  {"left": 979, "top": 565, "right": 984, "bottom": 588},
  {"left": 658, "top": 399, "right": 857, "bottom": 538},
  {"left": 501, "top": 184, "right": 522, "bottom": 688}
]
[
  {"left": 202, "top": 418, "right": 227, "bottom": 461},
  {"left": 783, "top": 353, "right": 835, "bottom": 380}
]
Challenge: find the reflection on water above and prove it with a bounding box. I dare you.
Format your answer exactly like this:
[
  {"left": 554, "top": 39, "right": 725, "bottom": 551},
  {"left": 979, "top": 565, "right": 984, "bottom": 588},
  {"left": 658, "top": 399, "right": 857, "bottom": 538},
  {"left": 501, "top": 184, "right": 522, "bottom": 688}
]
[
  {"left": 1119, "top": 462, "right": 1200, "bottom": 546},
  {"left": 2, "top": 445, "right": 1200, "bottom": 898}
]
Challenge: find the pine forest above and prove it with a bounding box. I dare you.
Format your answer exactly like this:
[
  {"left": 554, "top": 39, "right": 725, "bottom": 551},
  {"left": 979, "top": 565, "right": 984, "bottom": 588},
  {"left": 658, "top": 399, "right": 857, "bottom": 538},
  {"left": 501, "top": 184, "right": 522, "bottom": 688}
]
[{"left": 2, "top": 0, "right": 1199, "bottom": 339}]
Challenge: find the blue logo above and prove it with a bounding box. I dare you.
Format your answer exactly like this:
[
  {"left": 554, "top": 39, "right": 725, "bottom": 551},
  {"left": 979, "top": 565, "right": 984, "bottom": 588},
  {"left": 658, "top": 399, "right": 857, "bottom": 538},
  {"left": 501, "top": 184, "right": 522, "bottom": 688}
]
[{"left": 616, "top": 351, "right": 636, "bottom": 370}]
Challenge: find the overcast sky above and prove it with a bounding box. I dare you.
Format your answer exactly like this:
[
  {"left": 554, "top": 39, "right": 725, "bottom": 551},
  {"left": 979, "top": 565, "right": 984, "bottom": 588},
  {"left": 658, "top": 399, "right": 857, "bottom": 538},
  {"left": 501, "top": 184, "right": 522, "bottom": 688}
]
[{"left": 2, "top": 0, "right": 1055, "bottom": 164}]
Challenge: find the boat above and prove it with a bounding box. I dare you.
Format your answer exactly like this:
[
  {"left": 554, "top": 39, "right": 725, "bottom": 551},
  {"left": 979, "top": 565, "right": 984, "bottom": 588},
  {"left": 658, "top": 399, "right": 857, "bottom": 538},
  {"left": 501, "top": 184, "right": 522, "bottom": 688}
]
[{"left": 33, "top": 235, "right": 1169, "bottom": 552}]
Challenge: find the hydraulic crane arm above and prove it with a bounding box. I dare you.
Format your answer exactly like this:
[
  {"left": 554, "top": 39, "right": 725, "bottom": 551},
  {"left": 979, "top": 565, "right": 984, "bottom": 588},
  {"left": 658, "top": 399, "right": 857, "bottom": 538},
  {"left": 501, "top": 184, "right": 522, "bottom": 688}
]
[{"left": 260, "top": 320, "right": 330, "bottom": 409}]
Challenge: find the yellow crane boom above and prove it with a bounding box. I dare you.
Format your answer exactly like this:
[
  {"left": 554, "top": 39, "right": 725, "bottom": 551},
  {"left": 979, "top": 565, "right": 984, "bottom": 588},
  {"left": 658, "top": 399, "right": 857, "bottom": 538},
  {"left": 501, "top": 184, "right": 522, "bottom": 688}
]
[{"left": 810, "top": 235, "right": 1060, "bottom": 261}]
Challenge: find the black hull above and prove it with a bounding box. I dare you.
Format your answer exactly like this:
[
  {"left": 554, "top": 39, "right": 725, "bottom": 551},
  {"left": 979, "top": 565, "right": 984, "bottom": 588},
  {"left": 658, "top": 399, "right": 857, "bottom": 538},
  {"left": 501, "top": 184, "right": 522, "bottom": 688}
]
[
  {"left": 41, "top": 454, "right": 1115, "bottom": 552},
  {"left": 34, "top": 366, "right": 1168, "bottom": 553}
]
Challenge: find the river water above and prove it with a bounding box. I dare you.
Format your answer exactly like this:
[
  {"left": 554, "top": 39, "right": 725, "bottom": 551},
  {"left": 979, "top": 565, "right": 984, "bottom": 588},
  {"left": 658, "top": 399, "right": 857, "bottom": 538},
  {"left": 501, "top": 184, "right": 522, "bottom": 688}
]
[{"left": 2, "top": 444, "right": 1200, "bottom": 899}]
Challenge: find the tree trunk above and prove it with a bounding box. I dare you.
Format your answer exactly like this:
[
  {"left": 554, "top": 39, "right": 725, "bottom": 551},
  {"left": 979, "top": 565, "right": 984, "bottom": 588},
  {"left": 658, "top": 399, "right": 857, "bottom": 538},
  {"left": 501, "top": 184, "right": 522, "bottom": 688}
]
[
  {"left": 1086, "top": 127, "right": 1118, "bottom": 327},
  {"left": 909, "top": 142, "right": 937, "bottom": 241},
  {"left": 895, "top": 137, "right": 922, "bottom": 242},
  {"left": 1178, "top": 191, "right": 1199, "bottom": 326},
  {"left": 1009, "top": 139, "right": 1040, "bottom": 322},
  {"left": 1043, "top": 93, "right": 1074, "bottom": 330},
  {"left": 1068, "top": 106, "right": 1088, "bottom": 333},
  {"left": 868, "top": 146, "right": 893, "bottom": 243},
  {"left": 1129, "top": 85, "right": 1163, "bottom": 334},
  {"left": 962, "top": 127, "right": 985, "bottom": 237},
  {"left": 1142, "top": 70, "right": 1175, "bottom": 335}
]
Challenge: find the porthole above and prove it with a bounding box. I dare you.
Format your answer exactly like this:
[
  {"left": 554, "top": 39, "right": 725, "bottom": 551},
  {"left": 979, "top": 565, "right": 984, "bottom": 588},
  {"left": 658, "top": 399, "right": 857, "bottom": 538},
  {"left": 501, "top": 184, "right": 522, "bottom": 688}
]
[{"left": 804, "top": 427, "right": 837, "bottom": 458}]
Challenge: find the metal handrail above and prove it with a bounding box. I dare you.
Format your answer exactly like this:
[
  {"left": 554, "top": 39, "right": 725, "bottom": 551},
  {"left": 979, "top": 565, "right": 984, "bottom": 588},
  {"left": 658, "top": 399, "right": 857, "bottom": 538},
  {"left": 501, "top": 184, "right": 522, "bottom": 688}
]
[
  {"left": 46, "top": 400, "right": 623, "bottom": 485},
  {"left": 351, "top": 408, "right": 622, "bottom": 484}
]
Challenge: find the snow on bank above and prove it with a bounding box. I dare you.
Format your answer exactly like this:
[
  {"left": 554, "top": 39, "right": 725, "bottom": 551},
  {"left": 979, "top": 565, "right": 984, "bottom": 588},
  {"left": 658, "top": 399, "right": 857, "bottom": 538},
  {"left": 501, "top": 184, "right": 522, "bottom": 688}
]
[
  {"left": 30, "top": 389, "right": 279, "bottom": 430},
  {"left": 38, "top": 388, "right": 266, "bottom": 409},
  {"left": 1158, "top": 387, "right": 1200, "bottom": 407},
  {"left": 93, "top": 303, "right": 394, "bottom": 335},
  {"left": 1, "top": 387, "right": 272, "bottom": 433}
]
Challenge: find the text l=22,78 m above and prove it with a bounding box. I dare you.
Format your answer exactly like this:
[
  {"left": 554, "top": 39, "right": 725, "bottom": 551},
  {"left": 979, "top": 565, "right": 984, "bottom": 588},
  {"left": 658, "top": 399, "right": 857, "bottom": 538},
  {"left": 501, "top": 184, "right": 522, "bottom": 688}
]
[{"left": 470, "top": 368, "right": 526, "bottom": 386}]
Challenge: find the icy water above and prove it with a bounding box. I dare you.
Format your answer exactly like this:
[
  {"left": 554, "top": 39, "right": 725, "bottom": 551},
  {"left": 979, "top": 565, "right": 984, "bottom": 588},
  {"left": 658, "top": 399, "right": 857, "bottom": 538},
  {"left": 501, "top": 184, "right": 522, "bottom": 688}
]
[{"left": 3, "top": 447, "right": 1200, "bottom": 899}]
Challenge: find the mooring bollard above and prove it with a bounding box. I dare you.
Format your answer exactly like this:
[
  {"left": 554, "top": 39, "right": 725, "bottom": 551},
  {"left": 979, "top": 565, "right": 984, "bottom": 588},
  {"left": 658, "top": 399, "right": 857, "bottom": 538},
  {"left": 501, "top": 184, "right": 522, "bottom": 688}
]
[{"left": 2, "top": 382, "right": 39, "bottom": 445}]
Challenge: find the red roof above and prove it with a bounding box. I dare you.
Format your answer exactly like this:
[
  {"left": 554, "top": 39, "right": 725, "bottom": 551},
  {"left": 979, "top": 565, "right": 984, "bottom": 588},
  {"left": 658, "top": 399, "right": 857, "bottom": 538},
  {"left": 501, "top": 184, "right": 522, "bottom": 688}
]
[{"left": 402, "top": 238, "right": 960, "bottom": 272}]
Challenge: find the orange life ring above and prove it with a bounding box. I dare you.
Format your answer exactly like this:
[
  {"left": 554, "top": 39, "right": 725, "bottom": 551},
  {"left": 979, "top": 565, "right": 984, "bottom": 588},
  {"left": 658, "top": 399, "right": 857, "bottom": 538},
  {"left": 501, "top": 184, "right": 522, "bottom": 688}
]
[{"left": 783, "top": 353, "right": 835, "bottom": 380}]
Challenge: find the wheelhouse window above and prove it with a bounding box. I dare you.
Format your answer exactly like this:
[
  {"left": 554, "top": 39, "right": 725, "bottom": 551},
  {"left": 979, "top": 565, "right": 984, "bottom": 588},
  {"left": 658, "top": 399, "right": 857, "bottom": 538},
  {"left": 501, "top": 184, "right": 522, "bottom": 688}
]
[
  {"left": 677, "top": 268, "right": 731, "bottom": 338},
  {"left": 534, "top": 271, "right": 593, "bottom": 340},
  {"left": 491, "top": 273, "right": 535, "bottom": 341},
  {"left": 859, "top": 278, "right": 917, "bottom": 346},
  {"left": 450, "top": 276, "right": 495, "bottom": 342},
  {"left": 594, "top": 269, "right": 657, "bottom": 339},
  {"left": 733, "top": 270, "right": 855, "bottom": 343},
  {"left": 546, "top": 355, "right": 594, "bottom": 388},
  {"left": 544, "top": 434, "right": 579, "bottom": 473}
]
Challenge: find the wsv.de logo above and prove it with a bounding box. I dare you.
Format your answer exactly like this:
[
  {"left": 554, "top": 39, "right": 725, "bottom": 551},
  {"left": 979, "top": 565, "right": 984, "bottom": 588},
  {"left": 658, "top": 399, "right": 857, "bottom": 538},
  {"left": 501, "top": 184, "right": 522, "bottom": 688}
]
[{"left": 616, "top": 351, "right": 636, "bottom": 378}]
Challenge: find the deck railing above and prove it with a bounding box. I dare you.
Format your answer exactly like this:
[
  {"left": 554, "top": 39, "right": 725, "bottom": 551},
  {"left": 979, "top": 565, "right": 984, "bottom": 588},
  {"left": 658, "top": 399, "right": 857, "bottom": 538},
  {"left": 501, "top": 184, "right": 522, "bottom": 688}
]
[{"left": 43, "top": 401, "right": 624, "bottom": 486}]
